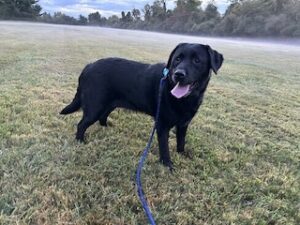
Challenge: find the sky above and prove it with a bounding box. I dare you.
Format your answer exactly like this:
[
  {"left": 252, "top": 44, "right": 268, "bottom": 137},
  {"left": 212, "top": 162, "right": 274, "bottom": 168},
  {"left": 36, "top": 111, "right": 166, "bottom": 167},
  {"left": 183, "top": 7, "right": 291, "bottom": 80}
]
[{"left": 39, "top": 0, "right": 230, "bottom": 18}]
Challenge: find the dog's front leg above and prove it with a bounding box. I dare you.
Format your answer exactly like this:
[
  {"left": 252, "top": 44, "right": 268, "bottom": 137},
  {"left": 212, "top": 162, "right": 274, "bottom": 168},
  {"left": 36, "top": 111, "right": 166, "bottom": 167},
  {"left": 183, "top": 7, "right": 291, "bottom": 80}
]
[
  {"left": 176, "top": 124, "right": 188, "bottom": 153},
  {"left": 156, "top": 124, "right": 173, "bottom": 170}
]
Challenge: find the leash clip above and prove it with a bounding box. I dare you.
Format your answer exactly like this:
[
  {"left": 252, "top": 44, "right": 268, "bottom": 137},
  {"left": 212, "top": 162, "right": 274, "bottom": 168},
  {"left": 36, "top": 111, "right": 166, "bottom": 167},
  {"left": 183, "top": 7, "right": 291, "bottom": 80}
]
[{"left": 163, "top": 68, "right": 169, "bottom": 78}]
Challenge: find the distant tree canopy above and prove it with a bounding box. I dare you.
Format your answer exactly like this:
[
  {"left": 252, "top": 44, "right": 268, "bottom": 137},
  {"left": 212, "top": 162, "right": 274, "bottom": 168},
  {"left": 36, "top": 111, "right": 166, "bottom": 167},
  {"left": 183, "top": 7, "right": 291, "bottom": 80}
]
[
  {"left": 0, "top": 0, "right": 42, "bottom": 19},
  {"left": 1, "top": 0, "right": 300, "bottom": 37},
  {"left": 216, "top": 0, "right": 300, "bottom": 37}
]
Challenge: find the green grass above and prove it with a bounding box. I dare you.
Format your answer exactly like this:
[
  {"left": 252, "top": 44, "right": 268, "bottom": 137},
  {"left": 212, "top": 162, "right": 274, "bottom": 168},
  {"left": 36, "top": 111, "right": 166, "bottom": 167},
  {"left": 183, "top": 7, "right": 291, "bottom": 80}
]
[{"left": 0, "top": 21, "right": 299, "bottom": 225}]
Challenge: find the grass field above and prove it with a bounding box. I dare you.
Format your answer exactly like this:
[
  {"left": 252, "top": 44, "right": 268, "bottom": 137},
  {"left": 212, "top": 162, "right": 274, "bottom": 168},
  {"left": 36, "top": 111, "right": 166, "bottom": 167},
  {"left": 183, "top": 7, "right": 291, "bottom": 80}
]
[{"left": 0, "top": 21, "right": 299, "bottom": 225}]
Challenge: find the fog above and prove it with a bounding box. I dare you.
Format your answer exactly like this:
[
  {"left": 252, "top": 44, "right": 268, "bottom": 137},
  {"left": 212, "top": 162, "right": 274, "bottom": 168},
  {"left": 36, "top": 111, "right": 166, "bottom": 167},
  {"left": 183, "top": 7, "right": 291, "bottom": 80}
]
[{"left": 1, "top": 21, "right": 300, "bottom": 72}]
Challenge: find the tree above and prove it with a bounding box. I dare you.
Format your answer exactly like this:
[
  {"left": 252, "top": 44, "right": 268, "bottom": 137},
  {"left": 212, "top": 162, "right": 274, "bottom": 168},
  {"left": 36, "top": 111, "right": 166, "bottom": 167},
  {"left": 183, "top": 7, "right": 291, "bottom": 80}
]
[
  {"left": 107, "top": 15, "right": 119, "bottom": 26},
  {"left": 39, "top": 12, "right": 52, "bottom": 23},
  {"left": 121, "top": 11, "right": 126, "bottom": 22},
  {"left": 143, "top": 4, "right": 152, "bottom": 22},
  {"left": 88, "top": 11, "right": 101, "bottom": 25},
  {"left": 120, "top": 11, "right": 133, "bottom": 23},
  {"left": 125, "top": 11, "right": 133, "bottom": 22},
  {"left": 204, "top": 3, "right": 220, "bottom": 20},
  {"left": 166, "top": 0, "right": 203, "bottom": 32},
  {"left": 227, "top": 0, "right": 245, "bottom": 3},
  {"left": 262, "top": 0, "right": 285, "bottom": 14},
  {"left": 78, "top": 15, "right": 88, "bottom": 25},
  {"left": 52, "top": 12, "right": 77, "bottom": 25},
  {"left": 132, "top": 8, "right": 141, "bottom": 21},
  {"left": 0, "top": 0, "right": 42, "bottom": 19},
  {"left": 151, "top": 0, "right": 167, "bottom": 21},
  {"left": 175, "top": 0, "right": 202, "bottom": 13}
]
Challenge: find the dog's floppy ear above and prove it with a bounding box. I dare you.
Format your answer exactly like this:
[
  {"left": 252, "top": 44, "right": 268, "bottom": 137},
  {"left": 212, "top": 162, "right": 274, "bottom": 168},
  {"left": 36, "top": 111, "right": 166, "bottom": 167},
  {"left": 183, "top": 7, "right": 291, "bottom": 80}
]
[
  {"left": 206, "top": 45, "right": 224, "bottom": 74},
  {"left": 166, "top": 43, "right": 187, "bottom": 69}
]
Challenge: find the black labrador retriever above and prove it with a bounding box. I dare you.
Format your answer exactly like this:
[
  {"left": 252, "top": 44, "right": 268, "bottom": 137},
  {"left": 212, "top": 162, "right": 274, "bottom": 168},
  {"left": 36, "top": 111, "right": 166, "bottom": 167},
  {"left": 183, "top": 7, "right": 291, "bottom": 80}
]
[{"left": 60, "top": 43, "right": 223, "bottom": 169}]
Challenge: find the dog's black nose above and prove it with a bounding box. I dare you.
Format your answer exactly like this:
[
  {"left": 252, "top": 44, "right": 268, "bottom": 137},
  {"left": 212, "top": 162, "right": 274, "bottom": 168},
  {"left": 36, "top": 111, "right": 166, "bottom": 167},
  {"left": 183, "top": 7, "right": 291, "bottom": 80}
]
[{"left": 174, "top": 69, "right": 186, "bottom": 79}]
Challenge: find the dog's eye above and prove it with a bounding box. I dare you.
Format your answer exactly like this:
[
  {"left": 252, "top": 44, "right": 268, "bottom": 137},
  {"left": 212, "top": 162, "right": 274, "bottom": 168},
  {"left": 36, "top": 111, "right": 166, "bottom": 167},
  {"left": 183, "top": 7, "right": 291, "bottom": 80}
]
[
  {"left": 194, "top": 58, "right": 200, "bottom": 64},
  {"left": 175, "top": 57, "right": 181, "bottom": 62}
]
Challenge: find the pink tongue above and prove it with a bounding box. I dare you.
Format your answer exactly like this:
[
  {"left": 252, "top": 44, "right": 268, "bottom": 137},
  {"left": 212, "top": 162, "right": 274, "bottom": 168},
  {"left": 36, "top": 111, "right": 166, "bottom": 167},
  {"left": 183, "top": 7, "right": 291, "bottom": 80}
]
[{"left": 171, "top": 83, "right": 190, "bottom": 99}]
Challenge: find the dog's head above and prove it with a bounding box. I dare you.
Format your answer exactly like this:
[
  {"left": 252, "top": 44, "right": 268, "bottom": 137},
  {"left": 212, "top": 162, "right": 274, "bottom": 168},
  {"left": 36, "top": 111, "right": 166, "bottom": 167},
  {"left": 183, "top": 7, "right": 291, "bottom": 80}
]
[{"left": 166, "top": 43, "right": 223, "bottom": 99}]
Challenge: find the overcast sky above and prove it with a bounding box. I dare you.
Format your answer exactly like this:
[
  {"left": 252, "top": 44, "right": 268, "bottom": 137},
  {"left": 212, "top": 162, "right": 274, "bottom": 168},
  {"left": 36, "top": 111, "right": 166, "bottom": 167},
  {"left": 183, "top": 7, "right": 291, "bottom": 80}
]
[{"left": 39, "top": 0, "right": 229, "bottom": 18}]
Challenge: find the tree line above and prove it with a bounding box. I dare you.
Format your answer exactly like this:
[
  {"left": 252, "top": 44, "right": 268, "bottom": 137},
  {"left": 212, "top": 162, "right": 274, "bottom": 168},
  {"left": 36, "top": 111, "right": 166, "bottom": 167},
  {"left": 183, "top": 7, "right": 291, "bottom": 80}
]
[{"left": 1, "top": 0, "right": 299, "bottom": 37}]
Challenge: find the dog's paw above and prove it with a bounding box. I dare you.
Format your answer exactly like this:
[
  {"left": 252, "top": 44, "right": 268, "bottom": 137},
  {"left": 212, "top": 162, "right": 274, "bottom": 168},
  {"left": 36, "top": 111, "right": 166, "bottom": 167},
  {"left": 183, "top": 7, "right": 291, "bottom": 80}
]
[
  {"left": 178, "top": 150, "right": 193, "bottom": 160},
  {"left": 160, "top": 159, "right": 175, "bottom": 172},
  {"left": 75, "top": 137, "right": 86, "bottom": 144}
]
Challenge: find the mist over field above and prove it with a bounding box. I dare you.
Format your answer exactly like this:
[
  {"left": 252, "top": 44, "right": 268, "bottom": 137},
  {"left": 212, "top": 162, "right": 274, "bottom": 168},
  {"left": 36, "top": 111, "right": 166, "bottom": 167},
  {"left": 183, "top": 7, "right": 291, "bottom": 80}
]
[
  {"left": 2, "top": 21, "right": 299, "bottom": 62},
  {"left": 2, "top": 21, "right": 300, "bottom": 77},
  {"left": 0, "top": 21, "right": 299, "bottom": 225}
]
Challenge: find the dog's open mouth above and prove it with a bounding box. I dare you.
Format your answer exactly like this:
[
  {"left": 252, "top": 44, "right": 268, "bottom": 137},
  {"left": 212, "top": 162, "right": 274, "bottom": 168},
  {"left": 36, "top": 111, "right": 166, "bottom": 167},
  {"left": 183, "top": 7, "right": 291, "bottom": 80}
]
[{"left": 171, "top": 82, "right": 197, "bottom": 99}]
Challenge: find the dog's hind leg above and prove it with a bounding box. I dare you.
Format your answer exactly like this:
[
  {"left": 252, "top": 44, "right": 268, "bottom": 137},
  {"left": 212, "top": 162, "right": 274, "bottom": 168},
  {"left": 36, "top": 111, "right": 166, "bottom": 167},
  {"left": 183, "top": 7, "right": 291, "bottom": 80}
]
[
  {"left": 76, "top": 106, "right": 106, "bottom": 142},
  {"left": 99, "top": 104, "right": 116, "bottom": 127}
]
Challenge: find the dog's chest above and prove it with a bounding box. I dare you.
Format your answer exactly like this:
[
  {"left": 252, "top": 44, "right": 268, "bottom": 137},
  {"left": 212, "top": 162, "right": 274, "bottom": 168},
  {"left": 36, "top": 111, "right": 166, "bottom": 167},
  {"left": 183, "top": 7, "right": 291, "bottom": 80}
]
[{"left": 161, "top": 98, "right": 200, "bottom": 127}]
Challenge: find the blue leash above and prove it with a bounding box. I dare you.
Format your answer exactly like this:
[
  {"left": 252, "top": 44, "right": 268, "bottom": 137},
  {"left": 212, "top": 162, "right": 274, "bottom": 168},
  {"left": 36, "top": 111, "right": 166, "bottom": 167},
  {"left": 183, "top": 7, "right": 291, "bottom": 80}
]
[{"left": 136, "top": 68, "right": 169, "bottom": 225}]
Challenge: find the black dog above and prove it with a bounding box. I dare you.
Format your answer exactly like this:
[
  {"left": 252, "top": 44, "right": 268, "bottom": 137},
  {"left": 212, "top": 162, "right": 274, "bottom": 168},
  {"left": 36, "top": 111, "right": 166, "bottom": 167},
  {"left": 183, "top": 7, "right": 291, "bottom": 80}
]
[{"left": 60, "top": 43, "right": 223, "bottom": 169}]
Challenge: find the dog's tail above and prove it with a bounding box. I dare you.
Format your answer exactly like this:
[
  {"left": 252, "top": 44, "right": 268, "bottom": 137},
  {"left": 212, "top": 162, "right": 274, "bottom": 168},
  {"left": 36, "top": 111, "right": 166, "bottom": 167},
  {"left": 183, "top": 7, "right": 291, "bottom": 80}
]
[
  {"left": 60, "top": 64, "right": 91, "bottom": 115},
  {"left": 60, "top": 86, "right": 81, "bottom": 115}
]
